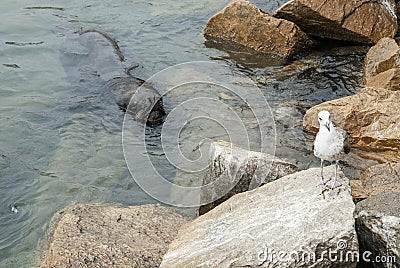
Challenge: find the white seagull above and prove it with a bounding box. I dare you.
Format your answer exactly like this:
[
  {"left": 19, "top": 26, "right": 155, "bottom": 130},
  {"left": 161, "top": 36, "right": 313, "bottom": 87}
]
[{"left": 314, "top": 110, "right": 350, "bottom": 189}]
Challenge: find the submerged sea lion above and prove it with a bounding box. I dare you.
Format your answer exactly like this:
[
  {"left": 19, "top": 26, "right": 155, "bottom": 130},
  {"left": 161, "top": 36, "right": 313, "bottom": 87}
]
[{"left": 77, "top": 28, "right": 166, "bottom": 127}]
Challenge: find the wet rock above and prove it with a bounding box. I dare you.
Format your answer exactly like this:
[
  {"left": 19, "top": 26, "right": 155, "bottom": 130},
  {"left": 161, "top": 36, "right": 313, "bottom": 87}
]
[
  {"left": 366, "top": 68, "right": 400, "bottom": 91},
  {"left": 38, "top": 204, "right": 187, "bottom": 268},
  {"left": 350, "top": 163, "right": 400, "bottom": 200},
  {"left": 274, "top": 0, "right": 398, "bottom": 44},
  {"left": 161, "top": 166, "right": 358, "bottom": 268},
  {"left": 106, "top": 77, "right": 166, "bottom": 127},
  {"left": 363, "top": 37, "right": 400, "bottom": 82},
  {"left": 354, "top": 192, "right": 400, "bottom": 267},
  {"left": 203, "top": 0, "right": 312, "bottom": 60},
  {"left": 274, "top": 56, "right": 320, "bottom": 81},
  {"left": 199, "top": 141, "right": 298, "bottom": 215},
  {"left": 303, "top": 87, "right": 400, "bottom": 162}
]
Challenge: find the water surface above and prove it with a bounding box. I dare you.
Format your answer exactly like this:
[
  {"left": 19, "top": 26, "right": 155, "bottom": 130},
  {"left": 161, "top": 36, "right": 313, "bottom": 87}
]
[{"left": 0, "top": 0, "right": 365, "bottom": 266}]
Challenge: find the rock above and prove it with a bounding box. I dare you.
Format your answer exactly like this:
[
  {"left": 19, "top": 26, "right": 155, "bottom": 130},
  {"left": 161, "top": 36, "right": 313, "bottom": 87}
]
[
  {"left": 274, "top": 56, "right": 320, "bottom": 81},
  {"left": 363, "top": 37, "right": 400, "bottom": 82},
  {"left": 350, "top": 180, "right": 369, "bottom": 200},
  {"left": 203, "top": 0, "right": 312, "bottom": 60},
  {"left": 199, "top": 141, "right": 298, "bottom": 215},
  {"left": 354, "top": 192, "right": 400, "bottom": 267},
  {"left": 351, "top": 163, "right": 400, "bottom": 200},
  {"left": 303, "top": 87, "right": 400, "bottom": 162},
  {"left": 38, "top": 204, "right": 188, "bottom": 268},
  {"left": 366, "top": 68, "right": 400, "bottom": 91},
  {"left": 106, "top": 77, "right": 166, "bottom": 127},
  {"left": 161, "top": 166, "right": 358, "bottom": 267},
  {"left": 274, "top": 0, "right": 398, "bottom": 44}
]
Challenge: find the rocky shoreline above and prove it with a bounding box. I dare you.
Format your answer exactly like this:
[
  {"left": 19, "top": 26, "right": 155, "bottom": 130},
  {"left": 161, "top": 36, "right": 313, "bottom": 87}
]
[{"left": 37, "top": 0, "right": 400, "bottom": 267}]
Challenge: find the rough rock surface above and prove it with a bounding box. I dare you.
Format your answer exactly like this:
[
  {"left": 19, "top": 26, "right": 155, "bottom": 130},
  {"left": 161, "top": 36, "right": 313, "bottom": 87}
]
[
  {"left": 38, "top": 204, "right": 188, "bottom": 268},
  {"left": 363, "top": 37, "right": 400, "bottom": 82},
  {"left": 355, "top": 192, "right": 400, "bottom": 267},
  {"left": 350, "top": 163, "right": 400, "bottom": 200},
  {"left": 274, "top": 0, "right": 398, "bottom": 44},
  {"left": 366, "top": 68, "right": 400, "bottom": 91},
  {"left": 199, "top": 141, "right": 298, "bottom": 215},
  {"left": 161, "top": 166, "right": 358, "bottom": 268},
  {"left": 203, "top": 0, "right": 312, "bottom": 60},
  {"left": 303, "top": 87, "right": 400, "bottom": 162}
]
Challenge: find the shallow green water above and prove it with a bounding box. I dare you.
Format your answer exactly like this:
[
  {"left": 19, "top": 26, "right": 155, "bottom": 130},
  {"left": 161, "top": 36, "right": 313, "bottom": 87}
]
[{"left": 0, "top": 0, "right": 365, "bottom": 266}]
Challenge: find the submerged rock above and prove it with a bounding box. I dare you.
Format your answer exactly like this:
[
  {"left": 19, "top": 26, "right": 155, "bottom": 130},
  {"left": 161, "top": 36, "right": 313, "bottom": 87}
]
[
  {"left": 38, "top": 204, "right": 187, "bottom": 268},
  {"left": 350, "top": 163, "right": 400, "bottom": 200},
  {"left": 203, "top": 0, "right": 312, "bottom": 60},
  {"left": 274, "top": 0, "right": 397, "bottom": 44},
  {"left": 363, "top": 37, "right": 400, "bottom": 82},
  {"left": 274, "top": 56, "right": 320, "bottom": 81},
  {"left": 354, "top": 191, "right": 400, "bottom": 267},
  {"left": 303, "top": 87, "right": 400, "bottom": 162},
  {"left": 199, "top": 141, "right": 298, "bottom": 215},
  {"left": 161, "top": 166, "right": 358, "bottom": 268}
]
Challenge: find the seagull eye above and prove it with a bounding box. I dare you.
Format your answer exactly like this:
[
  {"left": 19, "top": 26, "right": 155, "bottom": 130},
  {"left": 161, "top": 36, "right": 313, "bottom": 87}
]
[{"left": 318, "top": 117, "right": 322, "bottom": 121}]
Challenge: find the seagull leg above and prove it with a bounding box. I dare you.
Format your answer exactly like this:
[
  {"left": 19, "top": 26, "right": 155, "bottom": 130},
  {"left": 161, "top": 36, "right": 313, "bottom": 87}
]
[
  {"left": 329, "top": 160, "right": 342, "bottom": 189},
  {"left": 319, "top": 159, "right": 330, "bottom": 185}
]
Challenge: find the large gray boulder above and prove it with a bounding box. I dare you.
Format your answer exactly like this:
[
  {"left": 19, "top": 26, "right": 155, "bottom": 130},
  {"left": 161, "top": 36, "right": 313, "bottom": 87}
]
[
  {"left": 161, "top": 166, "right": 358, "bottom": 268},
  {"left": 38, "top": 204, "right": 188, "bottom": 268},
  {"left": 274, "top": 0, "right": 397, "bottom": 44},
  {"left": 199, "top": 141, "right": 298, "bottom": 215},
  {"left": 355, "top": 192, "right": 400, "bottom": 267}
]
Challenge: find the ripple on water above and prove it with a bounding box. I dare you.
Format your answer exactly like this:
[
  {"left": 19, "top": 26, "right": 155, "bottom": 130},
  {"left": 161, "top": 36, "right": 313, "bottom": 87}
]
[{"left": 0, "top": 0, "right": 367, "bottom": 266}]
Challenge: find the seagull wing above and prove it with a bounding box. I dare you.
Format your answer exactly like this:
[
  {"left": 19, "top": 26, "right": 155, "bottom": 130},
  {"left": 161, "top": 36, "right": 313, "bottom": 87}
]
[{"left": 336, "top": 126, "right": 350, "bottom": 154}]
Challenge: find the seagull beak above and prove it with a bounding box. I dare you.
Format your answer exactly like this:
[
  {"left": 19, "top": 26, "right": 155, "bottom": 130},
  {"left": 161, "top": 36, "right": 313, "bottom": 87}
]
[{"left": 325, "top": 123, "right": 330, "bottom": 132}]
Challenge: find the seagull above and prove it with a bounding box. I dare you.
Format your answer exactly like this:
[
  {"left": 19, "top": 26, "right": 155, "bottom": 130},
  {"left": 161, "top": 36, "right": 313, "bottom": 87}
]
[{"left": 314, "top": 110, "right": 350, "bottom": 189}]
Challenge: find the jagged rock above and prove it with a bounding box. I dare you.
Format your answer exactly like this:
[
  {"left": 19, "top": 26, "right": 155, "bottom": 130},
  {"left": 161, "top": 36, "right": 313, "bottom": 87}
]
[
  {"left": 38, "top": 204, "right": 187, "bottom": 268},
  {"left": 354, "top": 192, "right": 400, "bottom": 267},
  {"left": 161, "top": 166, "right": 358, "bottom": 268},
  {"left": 350, "top": 180, "right": 369, "bottom": 199},
  {"left": 366, "top": 68, "right": 400, "bottom": 91},
  {"left": 274, "top": 0, "right": 397, "bottom": 44},
  {"left": 199, "top": 141, "right": 298, "bottom": 215},
  {"left": 363, "top": 37, "right": 400, "bottom": 82},
  {"left": 203, "top": 0, "right": 312, "bottom": 60},
  {"left": 303, "top": 87, "right": 400, "bottom": 162},
  {"left": 350, "top": 163, "right": 400, "bottom": 200}
]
